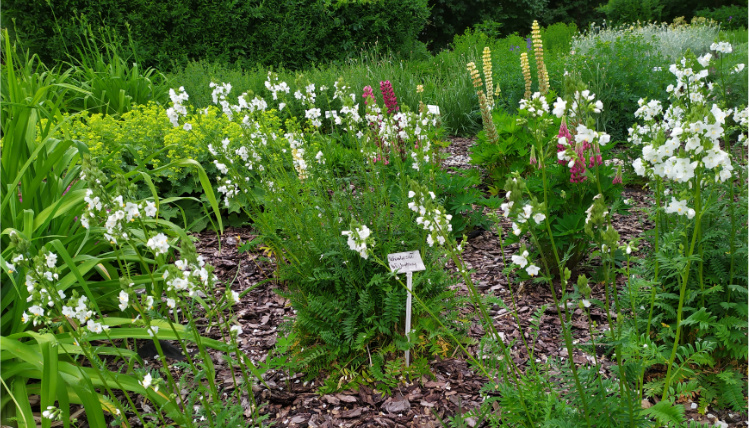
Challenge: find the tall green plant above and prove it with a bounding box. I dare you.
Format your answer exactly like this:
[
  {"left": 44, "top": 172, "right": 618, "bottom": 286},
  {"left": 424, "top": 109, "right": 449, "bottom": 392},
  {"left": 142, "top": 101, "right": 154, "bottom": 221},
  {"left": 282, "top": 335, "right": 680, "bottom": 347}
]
[
  {"left": 628, "top": 46, "right": 748, "bottom": 408},
  {"left": 1, "top": 29, "right": 247, "bottom": 426}
]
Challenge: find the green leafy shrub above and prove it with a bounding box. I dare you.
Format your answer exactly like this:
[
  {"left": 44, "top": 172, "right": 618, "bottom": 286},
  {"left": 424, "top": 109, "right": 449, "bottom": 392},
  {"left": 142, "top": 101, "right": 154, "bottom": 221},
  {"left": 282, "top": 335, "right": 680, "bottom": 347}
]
[
  {"left": 470, "top": 109, "right": 543, "bottom": 184},
  {"left": 695, "top": 5, "right": 749, "bottom": 30},
  {"left": 597, "top": 0, "right": 665, "bottom": 24},
  {"left": 5, "top": 0, "right": 429, "bottom": 71}
]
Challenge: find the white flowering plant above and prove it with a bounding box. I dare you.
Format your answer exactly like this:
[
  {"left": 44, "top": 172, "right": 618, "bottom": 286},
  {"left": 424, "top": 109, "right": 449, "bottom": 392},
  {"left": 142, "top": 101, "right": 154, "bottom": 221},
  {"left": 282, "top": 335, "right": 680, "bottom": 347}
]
[
  {"left": 503, "top": 76, "right": 627, "bottom": 275},
  {"left": 0, "top": 148, "right": 260, "bottom": 425},
  {"left": 627, "top": 47, "right": 748, "bottom": 405},
  {"left": 163, "top": 76, "right": 466, "bottom": 381}
]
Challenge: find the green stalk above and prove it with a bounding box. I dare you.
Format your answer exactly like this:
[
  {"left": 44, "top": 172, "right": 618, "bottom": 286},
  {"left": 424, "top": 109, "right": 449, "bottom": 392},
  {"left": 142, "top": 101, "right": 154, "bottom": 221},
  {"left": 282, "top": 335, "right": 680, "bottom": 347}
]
[
  {"left": 494, "top": 221, "right": 545, "bottom": 384},
  {"left": 727, "top": 178, "right": 736, "bottom": 296},
  {"left": 537, "top": 138, "right": 592, "bottom": 426},
  {"left": 662, "top": 172, "right": 703, "bottom": 400},
  {"left": 646, "top": 178, "right": 663, "bottom": 338},
  {"left": 529, "top": 228, "right": 591, "bottom": 427}
]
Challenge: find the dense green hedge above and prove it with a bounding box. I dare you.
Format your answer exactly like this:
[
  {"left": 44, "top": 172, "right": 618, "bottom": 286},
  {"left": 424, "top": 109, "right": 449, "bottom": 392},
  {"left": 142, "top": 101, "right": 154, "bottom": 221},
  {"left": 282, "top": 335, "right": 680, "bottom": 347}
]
[{"left": 2, "top": 0, "right": 429, "bottom": 71}]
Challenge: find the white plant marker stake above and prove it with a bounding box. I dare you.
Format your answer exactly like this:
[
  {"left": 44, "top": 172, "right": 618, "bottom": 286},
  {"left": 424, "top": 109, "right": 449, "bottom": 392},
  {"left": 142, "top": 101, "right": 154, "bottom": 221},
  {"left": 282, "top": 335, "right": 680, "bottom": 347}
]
[
  {"left": 405, "top": 270, "right": 414, "bottom": 366},
  {"left": 387, "top": 250, "right": 425, "bottom": 367}
]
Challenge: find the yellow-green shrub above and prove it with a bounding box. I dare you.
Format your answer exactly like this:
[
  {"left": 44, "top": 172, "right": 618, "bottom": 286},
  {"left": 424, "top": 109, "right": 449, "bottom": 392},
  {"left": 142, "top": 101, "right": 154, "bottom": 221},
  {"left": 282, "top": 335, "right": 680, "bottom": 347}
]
[{"left": 47, "top": 103, "right": 244, "bottom": 189}]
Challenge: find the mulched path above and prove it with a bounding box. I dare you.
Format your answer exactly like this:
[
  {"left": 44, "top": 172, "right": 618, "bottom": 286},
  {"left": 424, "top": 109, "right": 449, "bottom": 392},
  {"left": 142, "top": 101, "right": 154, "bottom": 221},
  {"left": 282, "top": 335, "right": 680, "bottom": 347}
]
[{"left": 177, "top": 137, "right": 745, "bottom": 427}]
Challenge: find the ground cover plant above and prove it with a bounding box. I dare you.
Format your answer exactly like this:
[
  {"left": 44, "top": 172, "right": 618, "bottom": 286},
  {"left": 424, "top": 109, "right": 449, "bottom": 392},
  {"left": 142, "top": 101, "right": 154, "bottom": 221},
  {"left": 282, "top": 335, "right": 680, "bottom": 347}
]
[{"left": 1, "top": 13, "right": 747, "bottom": 428}]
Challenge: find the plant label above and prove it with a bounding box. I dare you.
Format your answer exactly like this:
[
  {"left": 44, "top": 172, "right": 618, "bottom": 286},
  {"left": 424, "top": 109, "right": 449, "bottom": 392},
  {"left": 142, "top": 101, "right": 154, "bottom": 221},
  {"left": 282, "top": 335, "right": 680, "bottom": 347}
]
[{"left": 387, "top": 251, "right": 425, "bottom": 273}]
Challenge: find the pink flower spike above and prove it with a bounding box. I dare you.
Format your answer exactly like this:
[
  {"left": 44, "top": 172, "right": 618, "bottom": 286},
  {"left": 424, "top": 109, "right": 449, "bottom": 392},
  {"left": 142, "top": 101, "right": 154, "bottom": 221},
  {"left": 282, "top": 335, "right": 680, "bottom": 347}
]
[{"left": 380, "top": 80, "right": 399, "bottom": 114}]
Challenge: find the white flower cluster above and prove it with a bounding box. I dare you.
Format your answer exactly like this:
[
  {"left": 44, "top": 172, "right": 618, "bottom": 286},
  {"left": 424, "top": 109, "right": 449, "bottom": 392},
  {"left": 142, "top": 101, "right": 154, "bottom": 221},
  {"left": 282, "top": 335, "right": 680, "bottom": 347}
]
[
  {"left": 210, "top": 82, "right": 236, "bottom": 120},
  {"left": 164, "top": 254, "right": 214, "bottom": 299},
  {"left": 500, "top": 190, "right": 545, "bottom": 237},
  {"left": 286, "top": 132, "right": 309, "bottom": 180},
  {"left": 17, "top": 248, "right": 110, "bottom": 334},
  {"left": 42, "top": 406, "right": 61, "bottom": 421},
  {"left": 81, "top": 190, "right": 159, "bottom": 245},
  {"left": 519, "top": 92, "right": 550, "bottom": 117},
  {"left": 20, "top": 251, "right": 61, "bottom": 326},
  {"left": 342, "top": 224, "right": 374, "bottom": 259},
  {"left": 710, "top": 42, "right": 732, "bottom": 54},
  {"left": 574, "top": 123, "right": 610, "bottom": 146},
  {"left": 511, "top": 249, "right": 540, "bottom": 277},
  {"left": 146, "top": 233, "right": 170, "bottom": 256},
  {"left": 166, "top": 87, "right": 189, "bottom": 127},
  {"left": 265, "top": 72, "right": 291, "bottom": 101},
  {"left": 665, "top": 197, "right": 696, "bottom": 219},
  {"left": 210, "top": 81, "right": 269, "bottom": 122},
  {"left": 294, "top": 83, "right": 317, "bottom": 105},
  {"left": 407, "top": 188, "right": 452, "bottom": 247},
  {"left": 209, "top": 137, "right": 262, "bottom": 206},
  {"left": 629, "top": 52, "right": 746, "bottom": 187},
  {"left": 305, "top": 108, "right": 322, "bottom": 127},
  {"left": 552, "top": 90, "right": 604, "bottom": 120}
]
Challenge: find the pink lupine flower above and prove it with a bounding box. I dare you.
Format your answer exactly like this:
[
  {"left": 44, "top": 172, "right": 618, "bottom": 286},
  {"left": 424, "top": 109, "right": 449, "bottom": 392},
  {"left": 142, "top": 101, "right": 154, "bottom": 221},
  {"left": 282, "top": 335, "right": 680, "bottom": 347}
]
[
  {"left": 612, "top": 166, "right": 623, "bottom": 184},
  {"left": 362, "top": 86, "right": 375, "bottom": 105},
  {"left": 380, "top": 80, "right": 399, "bottom": 114}
]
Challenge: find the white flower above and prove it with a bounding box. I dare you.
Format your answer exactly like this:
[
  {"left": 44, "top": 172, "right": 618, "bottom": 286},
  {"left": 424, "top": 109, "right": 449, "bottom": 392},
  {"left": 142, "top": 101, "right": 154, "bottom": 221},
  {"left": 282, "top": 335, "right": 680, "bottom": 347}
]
[
  {"left": 665, "top": 197, "right": 690, "bottom": 217},
  {"left": 696, "top": 53, "right": 712, "bottom": 67},
  {"left": 512, "top": 222, "right": 522, "bottom": 236},
  {"left": 144, "top": 201, "right": 158, "bottom": 217},
  {"left": 29, "top": 305, "right": 45, "bottom": 317},
  {"left": 166, "top": 298, "right": 176, "bottom": 309},
  {"left": 709, "top": 42, "right": 732, "bottom": 54},
  {"left": 511, "top": 250, "right": 529, "bottom": 268},
  {"left": 89, "top": 320, "right": 109, "bottom": 333},
  {"left": 183, "top": 123, "right": 192, "bottom": 131},
  {"left": 118, "top": 291, "right": 129, "bottom": 311},
  {"left": 575, "top": 124, "right": 596, "bottom": 144},
  {"left": 427, "top": 105, "right": 440, "bottom": 116},
  {"left": 526, "top": 264, "right": 540, "bottom": 276},
  {"left": 228, "top": 290, "right": 240, "bottom": 304},
  {"left": 147, "top": 325, "right": 159, "bottom": 337},
  {"left": 517, "top": 204, "right": 533, "bottom": 223},
  {"left": 532, "top": 212, "right": 546, "bottom": 224},
  {"left": 146, "top": 233, "right": 170, "bottom": 255},
  {"left": 140, "top": 373, "right": 153, "bottom": 390},
  {"left": 213, "top": 161, "right": 229, "bottom": 175},
  {"left": 582, "top": 299, "right": 591, "bottom": 308},
  {"left": 230, "top": 325, "right": 243, "bottom": 336},
  {"left": 552, "top": 97, "right": 567, "bottom": 118},
  {"left": 45, "top": 252, "right": 58, "bottom": 269}
]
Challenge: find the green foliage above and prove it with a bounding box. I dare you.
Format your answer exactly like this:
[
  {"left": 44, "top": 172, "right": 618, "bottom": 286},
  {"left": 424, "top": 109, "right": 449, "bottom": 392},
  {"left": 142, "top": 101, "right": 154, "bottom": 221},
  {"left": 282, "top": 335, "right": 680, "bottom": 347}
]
[
  {"left": 597, "top": 0, "right": 666, "bottom": 24},
  {"left": 695, "top": 5, "right": 749, "bottom": 30},
  {"left": 434, "top": 168, "right": 497, "bottom": 236},
  {"left": 5, "top": 0, "right": 429, "bottom": 72},
  {"left": 63, "top": 18, "right": 169, "bottom": 116},
  {"left": 642, "top": 399, "right": 685, "bottom": 427},
  {"left": 566, "top": 21, "right": 720, "bottom": 141},
  {"left": 470, "top": 109, "right": 544, "bottom": 184},
  {"left": 182, "top": 77, "right": 466, "bottom": 381}
]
